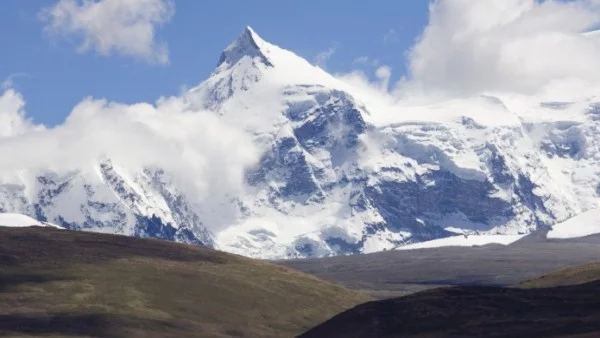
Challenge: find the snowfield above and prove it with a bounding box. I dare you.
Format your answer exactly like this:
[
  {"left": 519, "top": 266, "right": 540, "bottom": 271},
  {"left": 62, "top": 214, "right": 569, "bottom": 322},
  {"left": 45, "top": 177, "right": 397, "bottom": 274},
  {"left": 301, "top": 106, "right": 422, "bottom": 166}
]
[
  {"left": 0, "top": 213, "right": 62, "bottom": 229},
  {"left": 397, "top": 234, "right": 527, "bottom": 251},
  {"left": 547, "top": 209, "right": 600, "bottom": 239}
]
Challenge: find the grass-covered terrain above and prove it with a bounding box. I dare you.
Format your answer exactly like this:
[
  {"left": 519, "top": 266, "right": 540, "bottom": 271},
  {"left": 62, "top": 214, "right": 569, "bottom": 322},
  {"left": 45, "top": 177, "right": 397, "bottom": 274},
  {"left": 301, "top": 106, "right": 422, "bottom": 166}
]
[
  {"left": 300, "top": 281, "right": 600, "bottom": 338},
  {"left": 519, "top": 261, "right": 600, "bottom": 289},
  {"left": 300, "top": 261, "right": 600, "bottom": 338},
  {"left": 0, "top": 227, "right": 370, "bottom": 338}
]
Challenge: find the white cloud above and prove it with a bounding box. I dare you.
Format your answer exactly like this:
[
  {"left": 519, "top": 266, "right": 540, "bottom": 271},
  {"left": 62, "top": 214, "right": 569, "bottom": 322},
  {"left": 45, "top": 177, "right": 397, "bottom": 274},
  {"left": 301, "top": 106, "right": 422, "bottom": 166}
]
[
  {"left": 405, "top": 0, "right": 600, "bottom": 97},
  {"left": 315, "top": 45, "right": 337, "bottom": 69},
  {"left": 375, "top": 65, "right": 392, "bottom": 91},
  {"left": 0, "top": 87, "right": 258, "bottom": 209},
  {"left": 0, "top": 89, "right": 42, "bottom": 139},
  {"left": 334, "top": 67, "right": 399, "bottom": 120},
  {"left": 40, "top": 0, "right": 174, "bottom": 64}
]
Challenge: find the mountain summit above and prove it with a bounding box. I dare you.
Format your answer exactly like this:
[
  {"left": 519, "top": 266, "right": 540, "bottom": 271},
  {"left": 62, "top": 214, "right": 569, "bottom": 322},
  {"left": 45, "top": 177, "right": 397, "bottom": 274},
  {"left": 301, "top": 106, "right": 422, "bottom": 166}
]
[
  {"left": 185, "top": 27, "right": 343, "bottom": 122},
  {"left": 218, "top": 26, "right": 274, "bottom": 68},
  {"left": 1, "top": 28, "right": 600, "bottom": 259}
]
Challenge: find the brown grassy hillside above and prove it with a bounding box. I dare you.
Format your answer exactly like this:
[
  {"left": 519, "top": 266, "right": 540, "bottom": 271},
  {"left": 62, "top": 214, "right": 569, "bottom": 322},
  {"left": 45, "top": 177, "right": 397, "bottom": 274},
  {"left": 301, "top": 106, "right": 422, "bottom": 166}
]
[
  {"left": 519, "top": 261, "right": 600, "bottom": 288},
  {"left": 0, "top": 227, "right": 370, "bottom": 338}
]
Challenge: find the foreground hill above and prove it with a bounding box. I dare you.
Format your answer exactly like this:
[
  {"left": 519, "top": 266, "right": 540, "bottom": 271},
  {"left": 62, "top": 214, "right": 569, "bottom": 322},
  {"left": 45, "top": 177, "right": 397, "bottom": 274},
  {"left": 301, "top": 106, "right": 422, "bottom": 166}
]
[
  {"left": 299, "top": 280, "right": 600, "bottom": 338},
  {"left": 0, "top": 227, "right": 369, "bottom": 338}
]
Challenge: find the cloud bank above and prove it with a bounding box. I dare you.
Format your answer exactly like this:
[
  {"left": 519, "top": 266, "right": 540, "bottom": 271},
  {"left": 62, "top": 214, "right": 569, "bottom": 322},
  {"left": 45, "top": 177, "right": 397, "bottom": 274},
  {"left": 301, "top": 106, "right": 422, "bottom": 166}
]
[
  {"left": 333, "top": 0, "right": 600, "bottom": 124},
  {"left": 406, "top": 0, "right": 600, "bottom": 96},
  {"left": 40, "top": 0, "right": 174, "bottom": 64},
  {"left": 5, "top": 0, "right": 600, "bottom": 221},
  {"left": 0, "top": 86, "right": 258, "bottom": 206}
]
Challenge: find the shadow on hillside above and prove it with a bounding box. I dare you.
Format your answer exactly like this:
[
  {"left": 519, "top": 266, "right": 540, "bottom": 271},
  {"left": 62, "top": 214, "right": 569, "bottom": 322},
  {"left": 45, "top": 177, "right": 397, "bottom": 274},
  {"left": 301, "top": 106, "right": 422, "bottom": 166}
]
[
  {"left": 0, "top": 313, "right": 110, "bottom": 336},
  {"left": 0, "top": 227, "right": 228, "bottom": 266},
  {"left": 300, "top": 281, "right": 600, "bottom": 338},
  {"left": 0, "top": 272, "right": 72, "bottom": 293},
  {"left": 0, "top": 313, "right": 177, "bottom": 337}
]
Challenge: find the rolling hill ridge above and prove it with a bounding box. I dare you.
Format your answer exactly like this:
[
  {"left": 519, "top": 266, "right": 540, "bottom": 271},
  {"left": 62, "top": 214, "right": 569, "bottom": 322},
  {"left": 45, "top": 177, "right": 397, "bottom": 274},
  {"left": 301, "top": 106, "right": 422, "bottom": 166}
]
[{"left": 0, "top": 226, "right": 369, "bottom": 337}]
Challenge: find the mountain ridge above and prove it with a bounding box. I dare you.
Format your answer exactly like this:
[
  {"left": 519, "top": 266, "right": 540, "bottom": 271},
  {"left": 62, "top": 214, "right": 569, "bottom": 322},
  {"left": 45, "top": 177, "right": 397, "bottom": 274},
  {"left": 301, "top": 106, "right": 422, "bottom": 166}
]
[
  {"left": 1, "top": 27, "right": 599, "bottom": 259},
  {"left": 218, "top": 26, "right": 274, "bottom": 68}
]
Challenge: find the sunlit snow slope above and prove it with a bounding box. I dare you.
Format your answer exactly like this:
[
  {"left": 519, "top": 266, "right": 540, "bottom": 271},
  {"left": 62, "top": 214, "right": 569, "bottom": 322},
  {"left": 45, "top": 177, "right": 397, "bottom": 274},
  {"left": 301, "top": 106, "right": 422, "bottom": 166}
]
[
  {"left": 0, "top": 213, "right": 61, "bottom": 228},
  {"left": 547, "top": 209, "right": 600, "bottom": 239}
]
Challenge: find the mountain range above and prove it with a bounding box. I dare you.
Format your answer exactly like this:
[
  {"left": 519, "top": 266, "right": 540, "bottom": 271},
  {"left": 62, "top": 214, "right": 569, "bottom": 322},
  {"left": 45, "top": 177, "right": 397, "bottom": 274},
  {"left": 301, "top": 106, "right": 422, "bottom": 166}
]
[{"left": 1, "top": 27, "right": 599, "bottom": 259}]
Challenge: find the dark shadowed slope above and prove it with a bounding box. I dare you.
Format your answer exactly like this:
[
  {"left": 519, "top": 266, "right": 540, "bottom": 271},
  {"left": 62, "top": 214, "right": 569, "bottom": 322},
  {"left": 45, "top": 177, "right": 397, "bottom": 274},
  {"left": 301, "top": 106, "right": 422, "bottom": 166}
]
[
  {"left": 0, "top": 227, "right": 369, "bottom": 338},
  {"left": 280, "top": 234, "right": 600, "bottom": 298},
  {"left": 299, "top": 281, "right": 600, "bottom": 338}
]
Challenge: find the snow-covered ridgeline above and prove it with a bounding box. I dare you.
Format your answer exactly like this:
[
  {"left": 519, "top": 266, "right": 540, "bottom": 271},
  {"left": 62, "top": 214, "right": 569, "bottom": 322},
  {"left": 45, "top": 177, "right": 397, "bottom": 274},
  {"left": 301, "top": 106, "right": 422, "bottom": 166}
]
[{"left": 1, "top": 27, "right": 600, "bottom": 258}]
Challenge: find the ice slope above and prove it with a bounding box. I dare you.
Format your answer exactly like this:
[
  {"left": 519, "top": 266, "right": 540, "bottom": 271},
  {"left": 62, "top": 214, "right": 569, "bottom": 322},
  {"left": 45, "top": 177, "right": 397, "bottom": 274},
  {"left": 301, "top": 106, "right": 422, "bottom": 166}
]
[
  {"left": 547, "top": 209, "right": 600, "bottom": 239},
  {"left": 1, "top": 27, "right": 600, "bottom": 259}
]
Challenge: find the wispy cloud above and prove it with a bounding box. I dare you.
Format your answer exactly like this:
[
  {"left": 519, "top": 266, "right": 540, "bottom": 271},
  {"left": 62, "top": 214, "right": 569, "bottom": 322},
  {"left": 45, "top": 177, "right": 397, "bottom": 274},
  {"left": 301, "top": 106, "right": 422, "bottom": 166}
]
[
  {"left": 383, "top": 28, "right": 398, "bottom": 44},
  {"left": 315, "top": 44, "right": 338, "bottom": 69},
  {"left": 353, "top": 56, "right": 380, "bottom": 67},
  {"left": 1, "top": 73, "right": 29, "bottom": 90},
  {"left": 39, "top": 0, "right": 174, "bottom": 64},
  {"left": 375, "top": 65, "right": 392, "bottom": 91}
]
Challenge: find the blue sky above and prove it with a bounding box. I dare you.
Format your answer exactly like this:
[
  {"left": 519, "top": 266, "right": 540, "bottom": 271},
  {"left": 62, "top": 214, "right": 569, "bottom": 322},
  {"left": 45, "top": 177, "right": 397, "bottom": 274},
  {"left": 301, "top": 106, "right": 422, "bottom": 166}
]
[{"left": 0, "top": 1, "right": 429, "bottom": 126}]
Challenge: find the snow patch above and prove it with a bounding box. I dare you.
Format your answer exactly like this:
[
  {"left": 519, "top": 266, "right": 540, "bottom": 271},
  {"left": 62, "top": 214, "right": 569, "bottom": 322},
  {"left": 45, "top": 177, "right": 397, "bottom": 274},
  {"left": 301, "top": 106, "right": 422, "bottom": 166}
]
[
  {"left": 397, "top": 234, "right": 526, "bottom": 250},
  {"left": 0, "top": 213, "right": 61, "bottom": 228},
  {"left": 547, "top": 209, "right": 600, "bottom": 239}
]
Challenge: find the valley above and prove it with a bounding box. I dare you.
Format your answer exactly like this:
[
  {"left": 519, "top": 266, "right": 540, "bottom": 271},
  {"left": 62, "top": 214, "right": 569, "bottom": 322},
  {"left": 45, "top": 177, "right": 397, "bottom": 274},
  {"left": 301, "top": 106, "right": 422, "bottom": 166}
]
[
  {"left": 281, "top": 232, "right": 600, "bottom": 298},
  {"left": 2, "top": 222, "right": 600, "bottom": 337}
]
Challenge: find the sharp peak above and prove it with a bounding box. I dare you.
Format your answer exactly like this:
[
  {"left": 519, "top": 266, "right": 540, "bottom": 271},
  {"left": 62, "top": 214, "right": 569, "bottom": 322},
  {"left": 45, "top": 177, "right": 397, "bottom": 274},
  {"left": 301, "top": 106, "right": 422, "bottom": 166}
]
[
  {"left": 243, "top": 26, "right": 258, "bottom": 38},
  {"left": 237, "top": 26, "right": 262, "bottom": 45},
  {"left": 217, "top": 26, "right": 274, "bottom": 68}
]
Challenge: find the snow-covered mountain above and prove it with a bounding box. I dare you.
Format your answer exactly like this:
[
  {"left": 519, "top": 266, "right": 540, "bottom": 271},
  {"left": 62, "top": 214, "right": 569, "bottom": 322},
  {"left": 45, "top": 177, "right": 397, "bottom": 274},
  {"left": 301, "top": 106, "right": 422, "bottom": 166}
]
[
  {"left": 1, "top": 27, "right": 599, "bottom": 259},
  {"left": 0, "top": 163, "right": 213, "bottom": 246}
]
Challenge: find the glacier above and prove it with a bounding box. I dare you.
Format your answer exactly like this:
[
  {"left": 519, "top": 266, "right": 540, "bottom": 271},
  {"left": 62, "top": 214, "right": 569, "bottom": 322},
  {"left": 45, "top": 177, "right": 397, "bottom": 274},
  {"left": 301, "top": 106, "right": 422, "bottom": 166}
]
[{"left": 1, "top": 26, "right": 599, "bottom": 259}]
